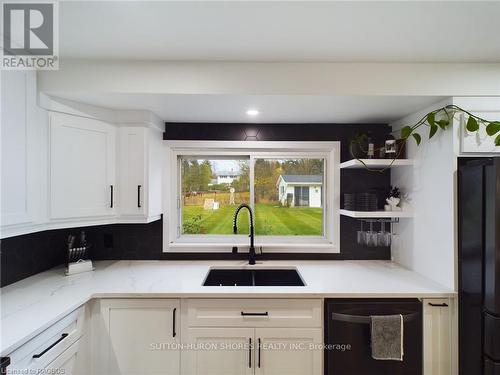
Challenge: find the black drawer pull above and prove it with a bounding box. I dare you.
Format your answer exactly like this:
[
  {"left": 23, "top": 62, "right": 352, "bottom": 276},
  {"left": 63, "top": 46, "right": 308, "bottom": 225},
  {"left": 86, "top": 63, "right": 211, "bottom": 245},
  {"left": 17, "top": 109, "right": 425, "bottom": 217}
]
[
  {"left": 258, "top": 338, "right": 261, "bottom": 368},
  {"left": 172, "top": 308, "right": 177, "bottom": 337},
  {"left": 110, "top": 185, "right": 114, "bottom": 208},
  {"left": 0, "top": 357, "right": 10, "bottom": 373},
  {"left": 241, "top": 311, "right": 268, "bottom": 316},
  {"left": 248, "top": 338, "right": 252, "bottom": 368},
  {"left": 33, "top": 333, "right": 68, "bottom": 359},
  {"left": 137, "top": 185, "right": 142, "bottom": 208},
  {"left": 428, "top": 302, "right": 448, "bottom": 307}
]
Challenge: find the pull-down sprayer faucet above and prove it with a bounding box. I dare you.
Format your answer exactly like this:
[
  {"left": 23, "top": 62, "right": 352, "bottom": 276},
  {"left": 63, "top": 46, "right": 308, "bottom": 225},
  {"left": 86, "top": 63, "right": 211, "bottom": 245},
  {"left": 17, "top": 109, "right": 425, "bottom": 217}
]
[{"left": 232, "top": 203, "right": 256, "bottom": 265}]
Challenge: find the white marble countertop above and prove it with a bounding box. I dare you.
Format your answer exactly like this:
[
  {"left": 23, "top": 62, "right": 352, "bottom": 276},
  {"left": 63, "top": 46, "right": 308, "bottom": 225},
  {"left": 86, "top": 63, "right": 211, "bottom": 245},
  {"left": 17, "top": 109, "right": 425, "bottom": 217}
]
[{"left": 0, "top": 259, "right": 454, "bottom": 356}]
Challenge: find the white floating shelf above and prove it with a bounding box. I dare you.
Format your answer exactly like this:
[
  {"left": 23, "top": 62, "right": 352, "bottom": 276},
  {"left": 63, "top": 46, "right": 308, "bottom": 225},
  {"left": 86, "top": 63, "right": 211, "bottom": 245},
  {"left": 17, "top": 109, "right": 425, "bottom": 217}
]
[
  {"left": 340, "top": 209, "right": 413, "bottom": 218},
  {"left": 340, "top": 159, "right": 413, "bottom": 169}
]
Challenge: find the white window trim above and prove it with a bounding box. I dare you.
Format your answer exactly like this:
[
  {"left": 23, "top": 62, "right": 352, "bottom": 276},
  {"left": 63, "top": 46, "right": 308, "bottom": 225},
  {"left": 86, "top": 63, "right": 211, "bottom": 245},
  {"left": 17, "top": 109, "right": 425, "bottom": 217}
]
[{"left": 163, "top": 140, "right": 340, "bottom": 253}]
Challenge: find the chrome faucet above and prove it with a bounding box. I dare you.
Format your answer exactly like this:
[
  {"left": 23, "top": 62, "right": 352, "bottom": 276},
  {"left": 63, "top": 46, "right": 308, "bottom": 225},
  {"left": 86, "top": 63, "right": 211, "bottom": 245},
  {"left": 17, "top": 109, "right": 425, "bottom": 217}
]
[{"left": 232, "top": 203, "right": 256, "bottom": 265}]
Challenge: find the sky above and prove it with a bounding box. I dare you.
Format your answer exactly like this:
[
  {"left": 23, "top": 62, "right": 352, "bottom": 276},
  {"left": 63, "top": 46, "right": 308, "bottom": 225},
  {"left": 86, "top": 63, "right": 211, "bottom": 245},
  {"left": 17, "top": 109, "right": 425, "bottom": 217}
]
[{"left": 191, "top": 159, "right": 245, "bottom": 174}]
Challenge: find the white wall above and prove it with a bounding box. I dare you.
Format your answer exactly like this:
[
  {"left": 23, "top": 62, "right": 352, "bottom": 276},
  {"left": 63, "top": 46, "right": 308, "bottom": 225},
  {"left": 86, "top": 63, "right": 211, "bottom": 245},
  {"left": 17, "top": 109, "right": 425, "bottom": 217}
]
[
  {"left": 390, "top": 98, "right": 456, "bottom": 290},
  {"left": 39, "top": 60, "right": 500, "bottom": 96},
  {"left": 285, "top": 186, "right": 294, "bottom": 206},
  {"left": 309, "top": 186, "right": 321, "bottom": 208},
  {"left": 391, "top": 97, "right": 500, "bottom": 290}
]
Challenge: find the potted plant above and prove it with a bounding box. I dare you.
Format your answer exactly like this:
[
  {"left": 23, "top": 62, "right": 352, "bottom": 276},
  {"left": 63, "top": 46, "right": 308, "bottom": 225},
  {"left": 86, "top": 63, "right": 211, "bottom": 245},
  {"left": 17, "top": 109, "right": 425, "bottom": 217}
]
[
  {"left": 350, "top": 105, "right": 500, "bottom": 172},
  {"left": 385, "top": 186, "right": 401, "bottom": 211}
]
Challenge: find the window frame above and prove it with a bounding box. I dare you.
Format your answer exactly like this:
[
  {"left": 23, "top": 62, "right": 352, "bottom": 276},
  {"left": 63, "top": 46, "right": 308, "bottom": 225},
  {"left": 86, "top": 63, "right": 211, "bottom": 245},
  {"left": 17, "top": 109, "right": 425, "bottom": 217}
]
[{"left": 163, "top": 141, "right": 340, "bottom": 253}]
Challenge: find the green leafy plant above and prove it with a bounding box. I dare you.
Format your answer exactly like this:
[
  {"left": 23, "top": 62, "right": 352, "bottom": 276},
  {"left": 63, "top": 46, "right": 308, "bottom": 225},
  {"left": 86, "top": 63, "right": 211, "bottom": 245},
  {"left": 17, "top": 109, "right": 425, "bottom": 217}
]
[
  {"left": 387, "top": 186, "right": 401, "bottom": 199},
  {"left": 182, "top": 214, "right": 204, "bottom": 234},
  {"left": 350, "top": 105, "right": 500, "bottom": 172}
]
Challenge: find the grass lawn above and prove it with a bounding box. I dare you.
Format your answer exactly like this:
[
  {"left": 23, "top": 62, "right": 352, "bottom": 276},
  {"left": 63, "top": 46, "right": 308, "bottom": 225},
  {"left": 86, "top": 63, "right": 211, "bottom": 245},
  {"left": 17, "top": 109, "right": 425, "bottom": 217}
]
[{"left": 182, "top": 203, "right": 323, "bottom": 235}]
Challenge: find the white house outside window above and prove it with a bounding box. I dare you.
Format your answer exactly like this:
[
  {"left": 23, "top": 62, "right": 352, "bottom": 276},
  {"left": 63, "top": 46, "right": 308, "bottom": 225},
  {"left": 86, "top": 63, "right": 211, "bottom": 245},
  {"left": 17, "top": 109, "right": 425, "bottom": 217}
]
[{"left": 164, "top": 141, "right": 340, "bottom": 253}]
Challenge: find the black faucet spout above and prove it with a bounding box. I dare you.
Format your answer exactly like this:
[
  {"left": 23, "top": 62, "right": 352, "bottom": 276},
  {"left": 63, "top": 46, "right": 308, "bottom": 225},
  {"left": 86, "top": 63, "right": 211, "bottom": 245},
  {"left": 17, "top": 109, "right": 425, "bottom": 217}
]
[{"left": 233, "top": 203, "right": 256, "bottom": 265}]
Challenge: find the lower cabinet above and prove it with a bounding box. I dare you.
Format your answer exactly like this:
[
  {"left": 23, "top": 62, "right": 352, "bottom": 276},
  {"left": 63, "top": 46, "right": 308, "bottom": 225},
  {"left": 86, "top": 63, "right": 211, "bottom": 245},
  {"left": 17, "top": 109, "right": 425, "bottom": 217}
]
[
  {"left": 185, "top": 328, "right": 254, "bottom": 375},
  {"left": 423, "top": 298, "right": 455, "bottom": 375},
  {"left": 184, "top": 327, "right": 322, "bottom": 375},
  {"left": 255, "top": 328, "right": 322, "bottom": 375},
  {"left": 5, "top": 306, "right": 88, "bottom": 375},
  {"left": 99, "top": 299, "right": 180, "bottom": 375},
  {"left": 183, "top": 299, "right": 323, "bottom": 375},
  {"left": 45, "top": 338, "right": 87, "bottom": 375}
]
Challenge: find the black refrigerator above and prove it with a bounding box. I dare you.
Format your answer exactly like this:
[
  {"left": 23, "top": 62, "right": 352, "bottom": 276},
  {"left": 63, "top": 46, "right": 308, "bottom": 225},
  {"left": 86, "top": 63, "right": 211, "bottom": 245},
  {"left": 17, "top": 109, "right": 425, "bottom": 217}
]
[{"left": 458, "top": 157, "right": 500, "bottom": 375}]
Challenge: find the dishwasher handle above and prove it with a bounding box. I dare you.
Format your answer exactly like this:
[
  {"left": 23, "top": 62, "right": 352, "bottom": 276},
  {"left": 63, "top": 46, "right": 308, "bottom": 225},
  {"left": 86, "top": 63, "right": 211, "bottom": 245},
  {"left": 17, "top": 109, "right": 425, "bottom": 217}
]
[{"left": 331, "top": 311, "right": 419, "bottom": 324}]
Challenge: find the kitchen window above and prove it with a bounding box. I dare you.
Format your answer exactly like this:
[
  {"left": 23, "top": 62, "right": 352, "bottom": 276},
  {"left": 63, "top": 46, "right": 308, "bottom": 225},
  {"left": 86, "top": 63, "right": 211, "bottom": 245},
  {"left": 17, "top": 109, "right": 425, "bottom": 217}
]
[{"left": 164, "top": 141, "right": 340, "bottom": 253}]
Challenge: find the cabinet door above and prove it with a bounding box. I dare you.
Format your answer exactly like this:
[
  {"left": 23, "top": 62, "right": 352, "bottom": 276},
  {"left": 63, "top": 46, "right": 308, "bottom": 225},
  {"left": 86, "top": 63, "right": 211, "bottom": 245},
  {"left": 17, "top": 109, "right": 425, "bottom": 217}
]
[
  {"left": 50, "top": 112, "right": 116, "bottom": 219},
  {"left": 183, "top": 328, "right": 254, "bottom": 375},
  {"left": 119, "top": 127, "right": 146, "bottom": 216},
  {"left": 459, "top": 112, "right": 500, "bottom": 154},
  {"left": 1, "top": 71, "right": 38, "bottom": 227},
  {"left": 45, "top": 338, "right": 86, "bottom": 375},
  {"left": 254, "top": 328, "right": 322, "bottom": 375},
  {"left": 100, "top": 299, "right": 180, "bottom": 375},
  {"left": 423, "top": 299, "right": 453, "bottom": 375}
]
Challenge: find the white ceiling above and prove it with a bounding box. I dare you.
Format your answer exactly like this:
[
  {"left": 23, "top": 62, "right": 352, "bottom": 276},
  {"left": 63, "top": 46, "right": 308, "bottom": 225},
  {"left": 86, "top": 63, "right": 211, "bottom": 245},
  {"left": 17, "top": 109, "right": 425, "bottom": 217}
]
[
  {"left": 54, "top": 93, "right": 446, "bottom": 123},
  {"left": 60, "top": 1, "right": 500, "bottom": 62}
]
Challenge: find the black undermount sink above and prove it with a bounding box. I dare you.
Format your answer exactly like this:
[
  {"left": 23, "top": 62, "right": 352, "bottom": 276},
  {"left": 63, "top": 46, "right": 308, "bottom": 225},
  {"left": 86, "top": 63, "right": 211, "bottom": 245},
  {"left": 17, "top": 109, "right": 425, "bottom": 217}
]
[{"left": 203, "top": 268, "right": 305, "bottom": 287}]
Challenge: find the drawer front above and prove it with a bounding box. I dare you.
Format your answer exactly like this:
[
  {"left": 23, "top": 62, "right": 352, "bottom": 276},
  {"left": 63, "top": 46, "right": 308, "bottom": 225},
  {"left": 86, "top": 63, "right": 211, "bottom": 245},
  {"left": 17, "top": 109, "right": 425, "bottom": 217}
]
[
  {"left": 8, "top": 305, "right": 86, "bottom": 371},
  {"left": 45, "top": 338, "right": 84, "bottom": 375},
  {"left": 187, "top": 299, "right": 322, "bottom": 328}
]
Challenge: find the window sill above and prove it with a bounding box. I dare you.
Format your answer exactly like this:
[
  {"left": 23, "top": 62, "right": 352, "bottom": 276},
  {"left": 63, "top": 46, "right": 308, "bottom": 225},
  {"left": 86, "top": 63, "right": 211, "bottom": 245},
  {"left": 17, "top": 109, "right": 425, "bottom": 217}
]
[{"left": 165, "top": 241, "right": 339, "bottom": 253}]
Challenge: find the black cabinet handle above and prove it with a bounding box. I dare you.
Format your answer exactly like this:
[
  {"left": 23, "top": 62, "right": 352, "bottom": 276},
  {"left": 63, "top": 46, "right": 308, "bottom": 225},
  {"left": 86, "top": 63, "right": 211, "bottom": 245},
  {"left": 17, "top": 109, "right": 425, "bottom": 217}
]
[
  {"left": 241, "top": 311, "right": 268, "bottom": 316},
  {"left": 110, "top": 185, "right": 114, "bottom": 208},
  {"left": 248, "top": 338, "right": 252, "bottom": 368},
  {"left": 0, "top": 357, "right": 10, "bottom": 374},
  {"left": 33, "top": 333, "right": 68, "bottom": 359},
  {"left": 428, "top": 302, "right": 449, "bottom": 307},
  {"left": 258, "top": 338, "right": 261, "bottom": 368},
  {"left": 137, "top": 185, "right": 142, "bottom": 208},
  {"left": 172, "top": 308, "right": 176, "bottom": 337}
]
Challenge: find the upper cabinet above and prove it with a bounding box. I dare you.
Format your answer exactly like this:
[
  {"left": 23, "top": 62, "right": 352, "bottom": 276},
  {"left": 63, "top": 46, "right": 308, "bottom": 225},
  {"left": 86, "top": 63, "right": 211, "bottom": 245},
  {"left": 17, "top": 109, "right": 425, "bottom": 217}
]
[
  {"left": 49, "top": 112, "right": 116, "bottom": 220},
  {"left": 49, "top": 113, "right": 163, "bottom": 224},
  {"left": 1, "top": 71, "right": 43, "bottom": 234},
  {"left": 118, "top": 126, "right": 162, "bottom": 222},
  {"left": 454, "top": 97, "right": 500, "bottom": 155},
  {"left": 458, "top": 112, "right": 500, "bottom": 154},
  {"left": 0, "top": 81, "right": 164, "bottom": 238}
]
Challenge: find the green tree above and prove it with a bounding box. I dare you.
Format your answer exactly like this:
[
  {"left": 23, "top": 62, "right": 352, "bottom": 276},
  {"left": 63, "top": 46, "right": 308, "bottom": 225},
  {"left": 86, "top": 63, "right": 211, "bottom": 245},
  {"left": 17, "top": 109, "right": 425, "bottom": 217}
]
[
  {"left": 181, "top": 159, "right": 214, "bottom": 192},
  {"left": 199, "top": 160, "right": 213, "bottom": 191},
  {"left": 233, "top": 161, "right": 250, "bottom": 192}
]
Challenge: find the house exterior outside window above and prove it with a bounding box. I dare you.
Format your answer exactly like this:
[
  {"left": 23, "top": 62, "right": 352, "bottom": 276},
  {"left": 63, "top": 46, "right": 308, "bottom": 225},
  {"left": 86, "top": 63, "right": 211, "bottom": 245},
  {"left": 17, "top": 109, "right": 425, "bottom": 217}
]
[{"left": 276, "top": 175, "right": 323, "bottom": 208}]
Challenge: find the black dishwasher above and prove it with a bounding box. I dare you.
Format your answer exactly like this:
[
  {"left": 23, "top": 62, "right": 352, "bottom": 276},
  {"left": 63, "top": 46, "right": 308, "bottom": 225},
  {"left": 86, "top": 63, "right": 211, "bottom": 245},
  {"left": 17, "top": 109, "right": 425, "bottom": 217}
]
[{"left": 325, "top": 298, "right": 422, "bottom": 375}]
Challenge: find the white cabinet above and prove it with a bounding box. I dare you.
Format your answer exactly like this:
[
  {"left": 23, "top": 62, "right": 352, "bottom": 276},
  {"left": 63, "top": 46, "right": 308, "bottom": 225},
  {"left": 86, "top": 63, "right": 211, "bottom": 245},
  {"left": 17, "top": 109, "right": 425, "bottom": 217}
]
[
  {"left": 185, "top": 328, "right": 254, "bottom": 375},
  {"left": 453, "top": 97, "right": 500, "bottom": 155},
  {"left": 184, "top": 327, "right": 322, "bottom": 375},
  {"left": 118, "top": 126, "right": 162, "bottom": 222},
  {"left": 1, "top": 71, "right": 42, "bottom": 234},
  {"left": 423, "top": 298, "right": 454, "bottom": 375},
  {"left": 45, "top": 338, "right": 87, "bottom": 375},
  {"left": 99, "top": 299, "right": 180, "bottom": 375},
  {"left": 255, "top": 328, "right": 322, "bottom": 375},
  {"left": 6, "top": 306, "right": 88, "bottom": 374},
  {"left": 183, "top": 299, "right": 323, "bottom": 375},
  {"left": 119, "top": 127, "right": 145, "bottom": 217},
  {"left": 1, "top": 87, "right": 163, "bottom": 236},
  {"left": 459, "top": 112, "right": 500, "bottom": 154},
  {"left": 49, "top": 112, "right": 116, "bottom": 220}
]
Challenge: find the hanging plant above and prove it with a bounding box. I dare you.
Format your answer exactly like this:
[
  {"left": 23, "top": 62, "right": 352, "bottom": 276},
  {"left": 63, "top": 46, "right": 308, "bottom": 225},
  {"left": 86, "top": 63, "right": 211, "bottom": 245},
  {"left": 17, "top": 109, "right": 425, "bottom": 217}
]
[{"left": 349, "top": 105, "right": 500, "bottom": 172}]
